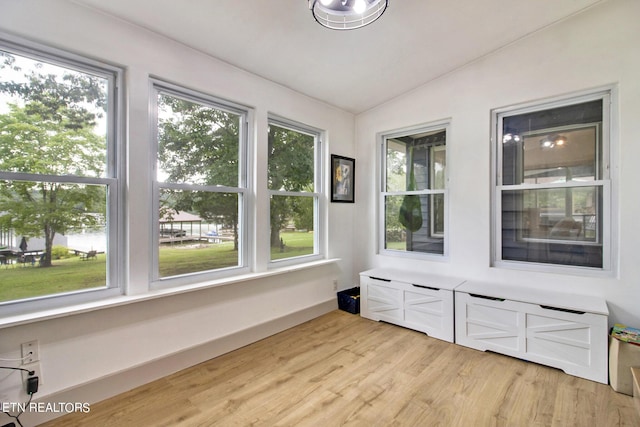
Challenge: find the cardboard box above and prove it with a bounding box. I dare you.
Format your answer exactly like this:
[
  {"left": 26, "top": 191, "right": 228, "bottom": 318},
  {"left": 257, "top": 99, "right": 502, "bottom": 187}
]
[
  {"left": 609, "top": 336, "right": 640, "bottom": 395},
  {"left": 632, "top": 367, "right": 640, "bottom": 417}
]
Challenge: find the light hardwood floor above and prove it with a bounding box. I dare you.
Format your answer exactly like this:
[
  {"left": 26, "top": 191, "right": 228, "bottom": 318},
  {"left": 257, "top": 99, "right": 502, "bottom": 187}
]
[{"left": 43, "top": 310, "right": 639, "bottom": 426}]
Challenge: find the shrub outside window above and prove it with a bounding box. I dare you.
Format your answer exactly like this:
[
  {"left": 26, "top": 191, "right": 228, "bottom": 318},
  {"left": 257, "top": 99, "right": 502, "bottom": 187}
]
[
  {"left": 493, "top": 90, "right": 614, "bottom": 271},
  {"left": 152, "top": 81, "right": 249, "bottom": 283},
  {"left": 267, "top": 117, "right": 322, "bottom": 264},
  {"left": 380, "top": 124, "right": 448, "bottom": 257},
  {"left": 0, "top": 39, "right": 121, "bottom": 310}
]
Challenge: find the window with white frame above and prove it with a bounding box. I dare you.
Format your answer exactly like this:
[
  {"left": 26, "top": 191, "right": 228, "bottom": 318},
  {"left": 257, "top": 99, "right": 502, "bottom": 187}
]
[
  {"left": 381, "top": 124, "right": 448, "bottom": 257},
  {"left": 152, "top": 81, "right": 249, "bottom": 282},
  {"left": 493, "top": 89, "right": 614, "bottom": 270},
  {"left": 267, "top": 117, "right": 322, "bottom": 263},
  {"left": 0, "top": 38, "right": 122, "bottom": 310}
]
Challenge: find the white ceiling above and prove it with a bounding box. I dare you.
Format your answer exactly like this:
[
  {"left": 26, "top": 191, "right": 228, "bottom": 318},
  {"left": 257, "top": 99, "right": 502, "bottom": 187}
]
[{"left": 70, "top": 0, "right": 603, "bottom": 114}]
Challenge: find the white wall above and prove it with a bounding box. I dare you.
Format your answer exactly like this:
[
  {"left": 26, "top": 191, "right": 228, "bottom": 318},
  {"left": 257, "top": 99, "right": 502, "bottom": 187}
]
[
  {"left": 355, "top": 0, "right": 640, "bottom": 327},
  {"left": 0, "top": 0, "right": 355, "bottom": 422}
]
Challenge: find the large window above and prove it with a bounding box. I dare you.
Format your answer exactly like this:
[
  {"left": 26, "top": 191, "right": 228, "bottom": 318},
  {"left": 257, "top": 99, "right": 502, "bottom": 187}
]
[
  {"left": 152, "top": 81, "right": 249, "bottom": 283},
  {"left": 0, "top": 39, "right": 121, "bottom": 309},
  {"left": 380, "top": 123, "right": 448, "bottom": 257},
  {"left": 268, "top": 117, "right": 322, "bottom": 263},
  {"left": 493, "top": 90, "right": 614, "bottom": 271}
]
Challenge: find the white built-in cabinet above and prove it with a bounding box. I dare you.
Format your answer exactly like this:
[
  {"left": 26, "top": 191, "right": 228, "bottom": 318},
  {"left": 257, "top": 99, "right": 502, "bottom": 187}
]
[
  {"left": 455, "top": 281, "right": 608, "bottom": 384},
  {"left": 359, "top": 269, "right": 609, "bottom": 384},
  {"left": 359, "top": 268, "right": 465, "bottom": 343}
]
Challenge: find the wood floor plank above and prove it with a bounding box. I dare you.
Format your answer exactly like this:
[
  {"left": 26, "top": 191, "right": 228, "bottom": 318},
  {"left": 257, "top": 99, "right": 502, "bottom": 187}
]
[{"left": 41, "top": 311, "right": 640, "bottom": 427}]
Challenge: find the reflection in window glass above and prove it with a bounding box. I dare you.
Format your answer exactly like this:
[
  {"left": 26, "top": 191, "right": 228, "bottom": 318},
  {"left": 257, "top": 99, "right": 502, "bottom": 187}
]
[
  {"left": 497, "top": 96, "right": 608, "bottom": 269},
  {"left": 502, "top": 100, "right": 602, "bottom": 186},
  {"left": 501, "top": 187, "right": 602, "bottom": 268},
  {"left": 516, "top": 187, "right": 599, "bottom": 242},
  {"left": 382, "top": 127, "right": 447, "bottom": 256},
  {"left": 385, "top": 194, "right": 444, "bottom": 254},
  {"left": 521, "top": 126, "right": 598, "bottom": 185}
]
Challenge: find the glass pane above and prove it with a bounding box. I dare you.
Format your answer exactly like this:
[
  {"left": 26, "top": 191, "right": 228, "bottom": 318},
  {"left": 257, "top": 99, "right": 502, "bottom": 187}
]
[
  {"left": 431, "top": 146, "right": 446, "bottom": 190},
  {"left": 158, "top": 189, "right": 239, "bottom": 278},
  {"left": 0, "top": 50, "right": 109, "bottom": 178},
  {"left": 501, "top": 187, "right": 602, "bottom": 268},
  {"left": 268, "top": 124, "right": 315, "bottom": 192},
  {"left": 0, "top": 180, "right": 108, "bottom": 303},
  {"left": 502, "top": 100, "right": 603, "bottom": 186},
  {"left": 386, "top": 129, "right": 446, "bottom": 192},
  {"left": 157, "top": 93, "right": 240, "bottom": 187},
  {"left": 385, "top": 194, "right": 444, "bottom": 255},
  {"left": 270, "top": 195, "right": 315, "bottom": 261}
]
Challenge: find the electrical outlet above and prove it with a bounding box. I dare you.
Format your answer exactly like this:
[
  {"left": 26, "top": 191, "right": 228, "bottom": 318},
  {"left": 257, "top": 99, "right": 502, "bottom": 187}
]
[
  {"left": 21, "top": 340, "right": 39, "bottom": 363},
  {"left": 332, "top": 279, "right": 338, "bottom": 291},
  {"left": 21, "top": 361, "right": 42, "bottom": 386}
]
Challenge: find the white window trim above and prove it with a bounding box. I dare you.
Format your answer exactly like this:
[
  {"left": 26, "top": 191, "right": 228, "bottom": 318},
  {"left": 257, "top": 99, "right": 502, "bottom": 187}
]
[
  {"left": 149, "top": 79, "right": 253, "bottom": 289},
  {"left": 378, "top": 120, "right": 451, "bottom": 260},
  {"left": 490, "top": 86, "right": 618, "bottom": 277},
  {"left": 0, "top": 33, "right": 125, "bottom": 316},
  {"left": 267, "top": 115, "right": 325, "bottom": 268}
]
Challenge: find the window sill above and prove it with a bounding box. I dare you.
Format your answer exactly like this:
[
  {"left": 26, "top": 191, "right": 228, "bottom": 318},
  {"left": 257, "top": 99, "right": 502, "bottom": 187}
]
[
  {"left": 492, "top": 259, "right": 617, "bottom": 278},
  {"left": 0, "top": 258, "right": 340, "bottom": 329}
]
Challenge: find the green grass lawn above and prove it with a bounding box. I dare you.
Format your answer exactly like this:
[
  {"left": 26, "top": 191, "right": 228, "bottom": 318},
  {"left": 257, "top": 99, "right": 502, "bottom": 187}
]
[
  {"left": 0, "top": 255, "right": 107, "bottom": 302},
  {"left": 271, "top": 231, "right": 315, "bottom": 261},
  {"left": 158, "top": 241, "right": 238, "bottom": 277},
  {"left": 0, "top": 232, "right": 314, "bottom": 303}
]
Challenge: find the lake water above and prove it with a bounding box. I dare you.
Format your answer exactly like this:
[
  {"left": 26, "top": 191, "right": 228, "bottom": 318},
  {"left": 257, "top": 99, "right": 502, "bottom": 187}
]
[
  {"left": 66, "top": 223, "right": 222, "bottom": 252},
  {"left": 3, "top": 223, "right": 223, "bottom": 253}
]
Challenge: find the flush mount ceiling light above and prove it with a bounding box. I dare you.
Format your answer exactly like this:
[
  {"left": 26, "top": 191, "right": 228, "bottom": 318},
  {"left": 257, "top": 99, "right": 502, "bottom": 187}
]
[
  {"left": 502, "top": 133, "right": 522, "bottom": 144},
  {"left": 539, "top": 134, "right": 568, "bottom": 149},
  {"left": 309, "top": 0, "right": 389, "bottom": 30}
]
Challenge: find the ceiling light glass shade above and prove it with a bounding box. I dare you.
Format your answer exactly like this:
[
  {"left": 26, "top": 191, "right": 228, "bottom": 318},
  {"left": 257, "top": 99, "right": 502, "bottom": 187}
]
[{"left": 309, "top": 0, "right": 389, "bottom": 30}]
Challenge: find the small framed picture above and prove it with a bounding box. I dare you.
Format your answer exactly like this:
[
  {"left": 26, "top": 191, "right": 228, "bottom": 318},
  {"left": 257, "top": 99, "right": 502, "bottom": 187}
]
[{"left": 331, "top": 154, "right": 355, "bottom": 203}]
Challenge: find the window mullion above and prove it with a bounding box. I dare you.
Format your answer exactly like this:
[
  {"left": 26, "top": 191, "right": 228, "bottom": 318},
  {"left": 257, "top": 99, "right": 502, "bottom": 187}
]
[
  {"left": 159, "top": 182, "right": 244, "bottom": 194},
  {"left": 499, "top": 180, "right": 607, "bottom": 192}
]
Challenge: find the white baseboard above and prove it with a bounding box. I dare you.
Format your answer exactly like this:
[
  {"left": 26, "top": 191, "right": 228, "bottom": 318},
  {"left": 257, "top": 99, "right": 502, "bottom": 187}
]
[{"left": 23, "top": 298, "right": 337, "bottom": 426}]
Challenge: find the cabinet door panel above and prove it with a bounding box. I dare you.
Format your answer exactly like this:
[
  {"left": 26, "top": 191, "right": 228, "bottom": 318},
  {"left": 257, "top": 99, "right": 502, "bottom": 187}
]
[
  {"left": 526, "top": 323, "right": 591, "bottom": 367},
  {"left": 457, "top": 294, "right": 521, "bottom": 352},
  {"left": 404, "top": 290, "right": 445, "bottom": 332},
  {"left": 366, "top": 282, "right": 402, "bottom": 321}
]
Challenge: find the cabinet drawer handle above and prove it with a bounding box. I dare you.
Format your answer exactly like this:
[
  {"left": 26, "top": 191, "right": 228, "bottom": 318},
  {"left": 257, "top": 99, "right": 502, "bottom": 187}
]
[
  {"left": 540, "top": 305, "right": 585, "bottom": 315},
  {"left": 469, "top": 293, "right": 505, "bottom": 302},
  {"left": 369, "top": 276, "right": 391, "bottom": 282},
  {"left": 412, "top": 284, "right": 440, "bottom": 291}
]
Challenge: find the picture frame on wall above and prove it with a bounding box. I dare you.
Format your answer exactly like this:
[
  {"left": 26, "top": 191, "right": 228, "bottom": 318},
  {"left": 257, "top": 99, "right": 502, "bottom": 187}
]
[{"left": 331, "top": 154, "right": 355, "bottom": 203}]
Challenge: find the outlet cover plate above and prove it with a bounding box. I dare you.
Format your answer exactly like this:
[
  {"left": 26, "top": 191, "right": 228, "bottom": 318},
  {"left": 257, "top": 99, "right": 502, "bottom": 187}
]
[{"left": 21, "top": 340, "right": 39, "bottom": 364}]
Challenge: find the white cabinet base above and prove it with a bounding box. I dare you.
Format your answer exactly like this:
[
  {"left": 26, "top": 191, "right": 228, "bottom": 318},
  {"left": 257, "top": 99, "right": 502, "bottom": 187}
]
[
  {"left": 360, "top": 268, "right": 465, "bottom": 343},
  {"left": 455, "top": 282, "right": 609, "bottom": 384}
]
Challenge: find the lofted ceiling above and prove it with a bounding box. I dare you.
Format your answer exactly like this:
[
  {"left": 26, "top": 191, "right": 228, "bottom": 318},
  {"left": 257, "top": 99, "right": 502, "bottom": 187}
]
[{"left": 69, "top": 0, "right": 603, "bottom": 114}]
